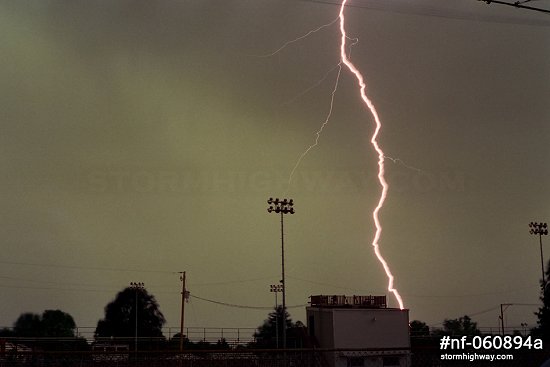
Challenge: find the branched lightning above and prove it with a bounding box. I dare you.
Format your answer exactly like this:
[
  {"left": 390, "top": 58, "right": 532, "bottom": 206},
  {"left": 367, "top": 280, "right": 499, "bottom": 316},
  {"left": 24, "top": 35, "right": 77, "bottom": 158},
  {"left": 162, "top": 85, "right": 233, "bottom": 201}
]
[
  {"left": 286, "top": 63, "right": 342, "bottom": 191},
  {"left": 285, "top": 36, "right": 358, "bottom": 191},
  {"left": 283, "top": 38, "right": 358, "bottom": 106},
  {"left": 282, "top": 62, "right": 341, "bottom": 106},
  {"left": 384, "top": 156, "right": 425, "bottom": 173},
  {"left": 252, "top": 16, "right": 340, "bottom": 58},
  {"left": 338, "top": 0, "right": 404, "bottom": 309},
  {"left": 259, "top": 1, "right": 405, "bottom": 309}
]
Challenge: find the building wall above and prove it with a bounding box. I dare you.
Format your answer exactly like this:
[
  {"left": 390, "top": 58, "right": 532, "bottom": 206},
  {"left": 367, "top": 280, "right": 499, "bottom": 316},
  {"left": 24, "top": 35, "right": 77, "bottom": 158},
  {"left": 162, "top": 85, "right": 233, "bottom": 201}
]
[
  {"left": 307, "top": 308, "right": 334, "bottom": 347},
  {"left": 307, "top": 307, "right": 410, "bottom": 367},
  {"left": 307, "top": 307, "right": 409, "bottom": 350},
  {"left": 332, "top": 308, "right": 409, "bottom": 349}
]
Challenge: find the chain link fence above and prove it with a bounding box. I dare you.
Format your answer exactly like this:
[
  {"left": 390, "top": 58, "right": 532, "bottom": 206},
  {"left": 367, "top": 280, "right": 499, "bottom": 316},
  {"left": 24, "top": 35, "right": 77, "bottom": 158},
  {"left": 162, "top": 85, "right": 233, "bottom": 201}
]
[{"left": 1, "top": 346, "right": 550, "bottom": 366}]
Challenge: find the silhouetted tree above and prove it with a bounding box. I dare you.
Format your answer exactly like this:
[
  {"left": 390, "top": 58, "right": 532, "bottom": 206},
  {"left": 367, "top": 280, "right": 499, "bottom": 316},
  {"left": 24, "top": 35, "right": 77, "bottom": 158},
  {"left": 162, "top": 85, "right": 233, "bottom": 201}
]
[
  {"left": 95, "top": 287, "right": 165, "bottom": 346},
  {"left": 10, "top": 310, "right": 84, "bottom": 351},
  {"left": 13, "top": 313, "right": 42, "bottom": 337},
  {"left": 409, "top": 320, "right": 437, "bottom": 353},
  {"left": 253, "top": 306, "right": 296, "bottom": 348},
  {"left": 410, "top": 320, "right": 430, "bottom": 336},
  {"left": 41, "top": 310, "right": 76, "bottom": 337},
  {"left": 166, "top": 333, "right": 193, "bottom": 350},
  {"left": 13, "top": 310, "right": 76, "bottom": 338},
  {"left": 0, "top": 328, "right": 15, "bottom": 337},
  {"left": 215, "top": 338, "right": 230, "bottom": 349},
  {"left": 435, "top": 315, "right": 480, "bottom": 336}
]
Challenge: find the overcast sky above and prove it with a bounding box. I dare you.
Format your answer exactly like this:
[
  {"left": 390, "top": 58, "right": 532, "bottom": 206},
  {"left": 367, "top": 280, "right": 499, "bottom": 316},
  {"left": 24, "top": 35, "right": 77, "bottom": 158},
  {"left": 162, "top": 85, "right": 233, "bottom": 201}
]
[{"left": 1, "top": 0, "right": 549, "bottom": 337}]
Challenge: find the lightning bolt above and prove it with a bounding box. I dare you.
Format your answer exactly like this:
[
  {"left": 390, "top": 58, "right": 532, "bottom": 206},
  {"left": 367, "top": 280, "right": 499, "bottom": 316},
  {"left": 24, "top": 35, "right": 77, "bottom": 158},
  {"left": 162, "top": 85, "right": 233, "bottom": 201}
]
[
  {"left": 252, "top": 16, "right": 340, "bottom": 58},
  {"left": 259, "top": 1, "right": 405, "bottom": 309},
  {"left": 338, "top": 0, "right": 404, "bottom": 309},
  {"left": 384, "top": 156, "right": 425, "bottom": 174},
  {"left": 286, "top": 63, "right": 342, "bottom": 192},
  {"left": 285, "top": 38, "right": 358, "bottom": 192}
]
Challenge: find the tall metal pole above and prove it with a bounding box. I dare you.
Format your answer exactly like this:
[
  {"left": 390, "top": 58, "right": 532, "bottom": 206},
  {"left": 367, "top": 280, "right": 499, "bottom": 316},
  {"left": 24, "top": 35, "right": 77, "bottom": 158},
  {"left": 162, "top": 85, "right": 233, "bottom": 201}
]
[
  {"left": 179, "top": 272, "right": 187, "bottom": 352},
  {"left": 130, "top": 282, "right": 144, "bottom": 353},
  {"left": 541, "top": 234, "right": 545, "bottom": 289},
  {"left": 135, "top": 291, "right": 138, "bottom": 351},
  {"left": 280, "top": 210, "right": 286, "bottom": 350},
  {"left": 270, "top": 284, "right": 282, "bottom": 348},
  {"left": 529, "top": 222, "right": 549, "bottom": 291},
  {"left": 275, "top": 291, "right": 279, "bottom": 348},
  {"left": 500, "top": 304, "right": 505, "bottom": 336},
  {"left": 267, "top": 198, "right": 294, "bottom": 350}
]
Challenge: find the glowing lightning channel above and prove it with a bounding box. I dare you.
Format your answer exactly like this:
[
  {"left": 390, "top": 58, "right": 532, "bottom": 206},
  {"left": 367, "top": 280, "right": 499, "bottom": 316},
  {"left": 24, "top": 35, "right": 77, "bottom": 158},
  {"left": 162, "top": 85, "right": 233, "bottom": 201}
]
[
  {"left": 338, "top": 0, "right": 404, "bottom": 309},
  {"left": 285, "top": 37, "right": 358, "bottom": 192},
  {"left": 286, "top": 63, "right": 342, "bottom": 191},
  {"left": 384, "top": 156, "right": 425, "bottom": 174},
  {"left": 253, "top": 16, "right": 339, "bottom": 58}
]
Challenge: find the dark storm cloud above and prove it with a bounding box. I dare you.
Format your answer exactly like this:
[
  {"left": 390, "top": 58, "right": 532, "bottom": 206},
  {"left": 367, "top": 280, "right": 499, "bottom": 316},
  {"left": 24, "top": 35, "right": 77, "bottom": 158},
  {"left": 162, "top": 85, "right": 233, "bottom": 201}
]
[{"left": 0, "top": 0, "right": 548, "bottom": 332}]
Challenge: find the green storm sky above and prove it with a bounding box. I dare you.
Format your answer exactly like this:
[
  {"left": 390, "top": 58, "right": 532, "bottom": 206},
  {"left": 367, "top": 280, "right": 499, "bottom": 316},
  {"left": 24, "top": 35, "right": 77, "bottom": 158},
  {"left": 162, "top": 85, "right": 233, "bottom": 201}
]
[{"left": 1, "top": 0, "right": 549, "bottom": 334}]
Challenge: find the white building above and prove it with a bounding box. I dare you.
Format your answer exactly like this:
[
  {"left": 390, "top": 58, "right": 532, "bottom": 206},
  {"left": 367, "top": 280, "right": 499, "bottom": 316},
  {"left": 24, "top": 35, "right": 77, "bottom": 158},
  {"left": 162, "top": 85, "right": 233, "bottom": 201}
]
[{"left": 306, "top": 295, "right": 410, "bottom": 367}]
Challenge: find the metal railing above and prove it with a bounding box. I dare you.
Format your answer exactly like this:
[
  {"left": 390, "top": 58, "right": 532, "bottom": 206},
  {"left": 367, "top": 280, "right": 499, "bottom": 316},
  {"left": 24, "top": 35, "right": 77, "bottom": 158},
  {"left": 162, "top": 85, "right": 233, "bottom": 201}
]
[
  {"left": 1, "top": 347, "right": 550, "bottom": 367},
  {"left": 0, "top": 348, "right": 398, "bottom": 367},
  {"left": 61, "top": 326, "right": 258, "bottom": 346},
  {"left": 309, "top": 295, "right": 387, "bottom": 308}
]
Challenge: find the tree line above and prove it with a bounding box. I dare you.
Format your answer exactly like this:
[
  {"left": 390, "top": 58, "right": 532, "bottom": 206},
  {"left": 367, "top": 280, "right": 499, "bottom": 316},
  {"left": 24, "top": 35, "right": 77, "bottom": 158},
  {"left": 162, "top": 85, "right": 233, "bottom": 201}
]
[
  {"left": 0, "top": 286, "right": 305, "bottom": 351},
  {"left": 3, "top": 262, "right": 550, "bottom": 352}
]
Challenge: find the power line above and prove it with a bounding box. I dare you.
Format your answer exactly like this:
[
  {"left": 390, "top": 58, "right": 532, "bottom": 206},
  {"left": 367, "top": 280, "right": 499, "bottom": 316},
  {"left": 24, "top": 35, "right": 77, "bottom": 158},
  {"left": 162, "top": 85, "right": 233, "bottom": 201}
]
[
  {"left": 190, "top": 276, "right": 277, "bottom": 286},
  {"left": 480, "top": 0, "right": 550, "bottom": 14},
  {"left": 0, "top": 261, "right": 276, "bottom": 287},
  {"left": 289, "top": 275, "right": 384, "bottom": 293},
  {"left": 0, "top": 274, "right": 119, "bottom": 289},
  {"left": 403, "top": 287, "right": 538, "bottom": 298},
  {"left": 428, "top": 305, "right": 502, "bottom": 327},
  {"left": 296, "top": 0, "right": 550, "bottom": 26},
  {"left": 289, "top": 275, "right": 538, "bottom": 299},
  {"left": 189, "top": 294, "right": 307, "bottom": 310},
  {"left": 0, "top": 283, "right": 117, "bottom": 293},
  {"left": 0, "top": 260, "right": 175, "bottom": 274}
]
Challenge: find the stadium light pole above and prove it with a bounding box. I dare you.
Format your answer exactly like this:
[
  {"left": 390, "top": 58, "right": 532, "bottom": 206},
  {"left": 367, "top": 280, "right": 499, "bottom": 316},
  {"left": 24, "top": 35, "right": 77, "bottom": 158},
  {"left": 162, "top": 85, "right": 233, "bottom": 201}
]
[
  {"left": 270, "top": 284, "right": 283, "bottom": 348},
  {"left": 529, "top": 222, "right": 548, "bottom": 291},
  {"left": 130, "top": 282, "right": 145, "bottom": 353},
  {"left": 267, "top": 197, "right": 294, "bottom": 349}
]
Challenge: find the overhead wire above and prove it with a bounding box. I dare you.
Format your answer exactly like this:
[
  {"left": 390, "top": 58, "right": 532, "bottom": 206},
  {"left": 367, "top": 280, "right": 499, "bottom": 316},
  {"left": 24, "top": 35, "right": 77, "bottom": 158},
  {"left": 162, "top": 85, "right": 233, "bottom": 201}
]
[
  {"left": 0, "top": 266, "right": 538, "bottom": 302},
  {"left": 189, "top": 294, "right": 307, "bottom": 310},
  {"left": 481, "top": 0, "right": 550, "bottom": 14},
  {"left": 0, "top": 260, "right": 175, "bottom": 274},
  {"left": 428, "top": 305, "right": 502, "bottom": 327},
  {"left": 296, "top": 0, "right": 550, "bottom": 26}
]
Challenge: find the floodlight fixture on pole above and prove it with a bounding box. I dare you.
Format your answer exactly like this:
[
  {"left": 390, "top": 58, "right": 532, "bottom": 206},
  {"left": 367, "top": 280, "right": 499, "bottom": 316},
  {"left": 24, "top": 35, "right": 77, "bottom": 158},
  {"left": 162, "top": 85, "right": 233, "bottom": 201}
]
[
  {"left": 267, "top": 197, "right": 295, "bottom": 349},
  {"left": 529, "top": 222, "right": 548, "bottom": 291},
  {"left": 130, "top": 282, "right": 145, "bottom": 353}
]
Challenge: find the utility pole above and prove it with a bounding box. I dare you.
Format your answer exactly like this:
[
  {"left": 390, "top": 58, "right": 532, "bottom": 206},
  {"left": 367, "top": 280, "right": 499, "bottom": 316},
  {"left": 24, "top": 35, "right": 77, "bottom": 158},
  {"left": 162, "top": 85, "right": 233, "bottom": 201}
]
[
  {"left": 267, "top": 197, "right": 294, "bottom": 349},
  {"left": 499, "top": 304, "right": 511, "bottom": 335},
  {"left": 179, "top": 272, "right": 187, "bottom": 352},
  {"left": 529, "top": 222, "right": 548, "bottom": 291},
  {"left": 499, "top": 303, "right": 538, "bottom": 335}
]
